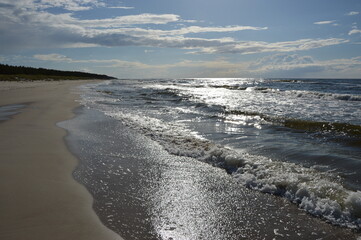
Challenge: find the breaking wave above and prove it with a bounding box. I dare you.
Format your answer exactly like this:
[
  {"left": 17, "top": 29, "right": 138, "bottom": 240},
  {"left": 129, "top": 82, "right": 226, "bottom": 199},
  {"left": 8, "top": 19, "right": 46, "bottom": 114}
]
[
  {"left": 80, "top": 79, "right": 361, "bottom": 230},
  {"left": 225, "top": 110, "right": 361, "bottom": 138},
  {"left": 103, "top": 109, "right": 361, "bottom": 230},
  {"left": 207, "top": 84, "right": 361, "bottom": 102},
  {"left": 290, "top": 90, "right": 361, "bottom": 102}
]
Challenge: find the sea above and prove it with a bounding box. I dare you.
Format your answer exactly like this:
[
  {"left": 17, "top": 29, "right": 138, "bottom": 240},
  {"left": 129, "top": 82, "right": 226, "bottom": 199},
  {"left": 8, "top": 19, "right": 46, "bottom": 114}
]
[{"left": 61, "top": 78, "right": 361, "bottom": 239}]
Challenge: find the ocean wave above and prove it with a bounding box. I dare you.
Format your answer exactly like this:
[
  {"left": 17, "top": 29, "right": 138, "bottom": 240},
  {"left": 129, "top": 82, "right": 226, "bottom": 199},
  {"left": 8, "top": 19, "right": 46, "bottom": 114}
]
[
  {"left": 82, "top": 80, "right": 361, "bottom": 230},
  {"left": 204, "top": 82, "right": 361, "bottom": 102},
  {"left": 207, "top": 84, "right": 279, "bottom": 93},
  {"left": 290, "top": 90, "right": 361, "bottom": 102},
  {"left": 225, "top": 110, "right": 361, "bottom": 138},
  {"left": 245, "top": 86, "right": 279, "bottom": 92},
  {"left": 208, "top": 85, "right": 247, "bottom": 90},
  {"left": 102, "top": 109, "right": 361, "bottom": 230},
  {"left": 233, "top": 156, "right": 361, "bottom": 229},
  {"left": 272, "top": 79, "right": 302, "bottom": 83}
]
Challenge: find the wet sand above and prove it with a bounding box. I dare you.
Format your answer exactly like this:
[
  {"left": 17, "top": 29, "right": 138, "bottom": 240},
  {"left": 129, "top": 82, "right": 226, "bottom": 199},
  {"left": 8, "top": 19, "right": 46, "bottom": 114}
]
[{"left": 0, "top": 81, "right": 122, "bottom": 240}]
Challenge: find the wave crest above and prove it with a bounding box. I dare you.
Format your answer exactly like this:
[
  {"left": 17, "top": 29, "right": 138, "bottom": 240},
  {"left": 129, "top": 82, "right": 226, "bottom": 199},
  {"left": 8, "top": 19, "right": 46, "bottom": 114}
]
[{"left": 104, "top": 109, "right": 361, "bottom": 229}]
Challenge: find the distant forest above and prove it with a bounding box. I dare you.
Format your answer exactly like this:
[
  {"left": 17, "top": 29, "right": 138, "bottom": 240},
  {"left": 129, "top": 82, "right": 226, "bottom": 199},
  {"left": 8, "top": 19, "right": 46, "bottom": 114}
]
[{"left": 0, "top": 63, "right": 115, "bottom": 80}]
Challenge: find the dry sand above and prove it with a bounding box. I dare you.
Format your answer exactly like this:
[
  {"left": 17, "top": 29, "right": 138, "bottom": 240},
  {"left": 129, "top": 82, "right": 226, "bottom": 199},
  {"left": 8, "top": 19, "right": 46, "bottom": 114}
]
[{"left": 0, "top": 80, "right": 122, "bottom": 240}]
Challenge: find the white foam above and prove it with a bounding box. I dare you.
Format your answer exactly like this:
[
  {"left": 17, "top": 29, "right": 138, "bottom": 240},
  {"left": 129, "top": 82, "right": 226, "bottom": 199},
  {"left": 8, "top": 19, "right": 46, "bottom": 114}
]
[
  {"left": 101, "top": 107, "right": 361, "bottom": 229},
  {"left": 80, "top": 80, "right": 361, "bottom": 230},
  {"left": 103, "top": 108, "right": 361, "bottom": 228},
  {"left": 290, "top": 90, "right": 361, "bottom": 102},
  {"left": 345, "top": 191, "right": 361, "bottom": 218},
  {"left": 233, "top": 156, "right": 361, "bottom": 229}
]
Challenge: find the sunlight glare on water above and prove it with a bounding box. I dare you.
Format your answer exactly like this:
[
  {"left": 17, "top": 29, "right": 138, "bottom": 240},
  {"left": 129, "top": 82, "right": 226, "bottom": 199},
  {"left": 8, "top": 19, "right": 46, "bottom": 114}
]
[{"left": 75, "top": 78, "right": 361, "bottom": 234}]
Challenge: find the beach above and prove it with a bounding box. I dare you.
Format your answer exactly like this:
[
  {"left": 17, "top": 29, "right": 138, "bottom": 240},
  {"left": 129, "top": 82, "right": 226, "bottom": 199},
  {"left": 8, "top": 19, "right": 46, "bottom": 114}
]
[
  {"left": 1, "top": 79, "right": 360, "bottom": 240},
  {"left": 62, "top": 79, "right": 360, "bottom": 239},
  {"left": 2, "top": 0, "right": 361, "bottom": 239},
  {"left": 0, "top": 81, "right": 121, "bottom": 240}
]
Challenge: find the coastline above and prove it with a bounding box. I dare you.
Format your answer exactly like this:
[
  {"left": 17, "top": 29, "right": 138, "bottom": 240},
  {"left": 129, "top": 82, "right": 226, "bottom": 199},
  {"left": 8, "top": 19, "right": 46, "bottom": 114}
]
[
  {"left": 0, "top": 80, "right": 122, "bottom": 240},
  {"left": 60, "top": 78, "right": 360, "bottom": 239},
  {"left": 62, "top": 105, "right": 361, "bottom": 239}
]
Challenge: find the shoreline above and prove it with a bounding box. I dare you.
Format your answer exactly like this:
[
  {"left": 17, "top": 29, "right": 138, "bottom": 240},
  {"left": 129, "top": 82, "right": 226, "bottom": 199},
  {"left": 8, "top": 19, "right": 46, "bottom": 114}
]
[
  {"left": 0, "top": 80, "right": 122, "bottom": 240},
  {"left": 62, "top": 105, "right": 361, "bottom": 239}
]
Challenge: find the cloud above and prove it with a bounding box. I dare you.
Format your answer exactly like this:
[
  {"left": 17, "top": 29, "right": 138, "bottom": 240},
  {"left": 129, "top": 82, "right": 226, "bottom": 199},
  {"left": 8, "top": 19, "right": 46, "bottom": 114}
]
[
  {"left": 32, "top": 53, "right": 361, "bottom": 78},
  {"left": 0, "top": 2, "right": 13, "bottom": 8},
  {"left": 249, "top": 53, "right": 361, "bottom": 77},
  {"left": 33, "top": 53, "right": 73, "bottom": 62},
  {"left": 0, "top": 3, "right": 271, "bottom": 53},
  {"left": 0, "top": 0, "right": 349, "bottom": 56},
  {"left": 192, "top": 38, "right": 348, "bottom": 55},
  {"left": 79, "top": 14, "right": 181, "bottom": 27},
  {"left": 249, "top": 54, "right": 323, "bottom": 77},
  {"left": 33, "top": 53, "right": 154, "bottom": 68},
  {"left": 0, "top": 0, "right": 131, "bottom": 11},
  {"left": 349, "top": 29, "right": 361, "bottom": 35},
  {"left": 251, "top": 54, "right": 314, "bottom": 68},
  {"left": 39, "top": 0, "right": 101, "bottom": 11},
  {"left": 347, "top": 11, "right": 359, "bottom": 16},
  {"left": 163, "top": 25, "right": 268, "bottom": 35},
  {"left": 314, "top": 20, "right": 336, "bottom": 25},
  {"left": 108, "top": 6, "right": 134, "bottom": 10},
  {"left": 189, "top": 25, "right": 266, "bottom": 34},
  {"left": 92, "top": 26, "right": 266, "bottom": 39},
  {"left": 20, "top": 0, "right": 105, "bottom": 11},
  {"left": 181, "top": 19, "right": 198, "bottom": 23},
  {"left": 31, "top": 53, "right": 251, "bottom": 77}
]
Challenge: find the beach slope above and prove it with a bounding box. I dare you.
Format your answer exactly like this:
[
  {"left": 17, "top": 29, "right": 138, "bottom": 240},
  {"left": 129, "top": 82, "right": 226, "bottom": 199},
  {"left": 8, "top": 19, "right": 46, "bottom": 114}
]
[{"left": 0, "top": 81, "right": 121, "bottom": 240}]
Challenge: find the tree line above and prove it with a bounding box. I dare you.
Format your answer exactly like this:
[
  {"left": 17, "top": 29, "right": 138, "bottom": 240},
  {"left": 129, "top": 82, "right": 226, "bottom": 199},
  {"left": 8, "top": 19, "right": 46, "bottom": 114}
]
[{"left": 0, "top": 63, "right": 115, "bottom": 80}]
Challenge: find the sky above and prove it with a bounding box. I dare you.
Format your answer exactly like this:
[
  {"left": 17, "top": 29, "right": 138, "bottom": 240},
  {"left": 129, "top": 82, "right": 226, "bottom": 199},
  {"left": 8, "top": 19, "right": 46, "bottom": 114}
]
[{"left": 0, "top": 0, "right": 361, "bottom": 78}]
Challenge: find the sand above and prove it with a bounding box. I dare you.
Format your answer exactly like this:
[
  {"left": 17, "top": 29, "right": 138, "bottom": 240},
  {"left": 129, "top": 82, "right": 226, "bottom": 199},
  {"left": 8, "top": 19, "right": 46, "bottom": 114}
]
[{"left": 0, "top": 80, "right": 122, "bottom": 240}]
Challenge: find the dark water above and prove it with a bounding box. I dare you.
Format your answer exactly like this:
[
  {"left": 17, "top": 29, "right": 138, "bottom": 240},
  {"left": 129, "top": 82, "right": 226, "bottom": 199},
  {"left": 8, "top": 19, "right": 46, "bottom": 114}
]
[
  {"left": 0, "top": 104, "right": 25, "bottom": 122},
  {"left": 61, "top": 78, "right": 361, "bottom": 236}
]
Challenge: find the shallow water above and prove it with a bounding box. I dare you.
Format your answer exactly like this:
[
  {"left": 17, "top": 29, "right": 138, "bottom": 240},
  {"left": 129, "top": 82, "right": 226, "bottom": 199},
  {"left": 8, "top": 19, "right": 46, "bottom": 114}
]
[
  {"left": 75, "top": 78, "right": 361, "bottom": 230},
  {"left": 0, "top": 104, "right": 25, "bottom": 122},
  {"left": 61, "top": 107, "right": 360, "bottom": 239}
]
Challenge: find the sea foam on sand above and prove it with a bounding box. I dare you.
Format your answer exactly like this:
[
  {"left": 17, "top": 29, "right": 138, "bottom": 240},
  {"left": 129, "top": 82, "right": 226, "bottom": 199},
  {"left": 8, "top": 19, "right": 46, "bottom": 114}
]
[{"left": 102, "top": 109, "right": 361, "bottom": 229}]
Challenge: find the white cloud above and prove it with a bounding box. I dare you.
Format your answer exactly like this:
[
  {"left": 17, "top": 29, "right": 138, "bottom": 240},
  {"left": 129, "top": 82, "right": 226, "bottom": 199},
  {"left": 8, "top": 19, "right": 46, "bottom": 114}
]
[
  {"left": 251, "top": 54, "right": 314, "bottom": 68},
  {"left": 38, "top": 0, "right": 102, "bottom": 11},
  {"left": 314, "top": 20, "right": 336, "bottom": 25},
  {"left": 349, "top": 29, "right": 361, "bottom": 35},
  {"left": 181, "top": 19, "right": 198, "bottom": 23},
  {"left": 31, "top": 54, "right": 251, "bottom": 77},
  {"left": 96, "top": 26, "right": 266, "bottom": 38},
  {"left": 62, "top": 43, "right": 100, "bottom": 48},
  {"left": 33, "top": 54, "right": 154, "bottom": 69},
  {"left": 193, "top": 38, "right": 348, "bottom": 55},
  {"left": 347, "top": 11, "right": 359, "bottom": 16},
  {"left": 0, "top": 0, "right": 131, "bottom": 11},
  {"left": 25, "top": 0, "right": 105, "bottom": 11},
  {"left": 108, "top": 6, "right": 134, "bottom": 10},
  {"left": 249, "top": 53, "right": 361, "bottom": 77},
  {"left": 0, "top": 3, "right": 272, "bottom": 54},
  {"left": 33, "top": 54, "right": 73, "bottom": 62},
  {"left": 32, "top": 53, "right": 361, "bottom": 78},
  {"left": 165, "top": 25, "right": 268, "bottom": 35},
  {"left": 79, "top": 14, "right": 181, "bottom": 27},
  {"left": 0, "top": 0, "right": 349, "bottom": 57}
]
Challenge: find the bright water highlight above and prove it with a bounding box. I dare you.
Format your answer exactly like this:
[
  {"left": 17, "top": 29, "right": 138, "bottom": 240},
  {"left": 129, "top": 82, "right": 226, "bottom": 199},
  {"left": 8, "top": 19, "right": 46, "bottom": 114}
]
[{"left": 81, "top": 78, "right": 361, "bottom": 230}]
